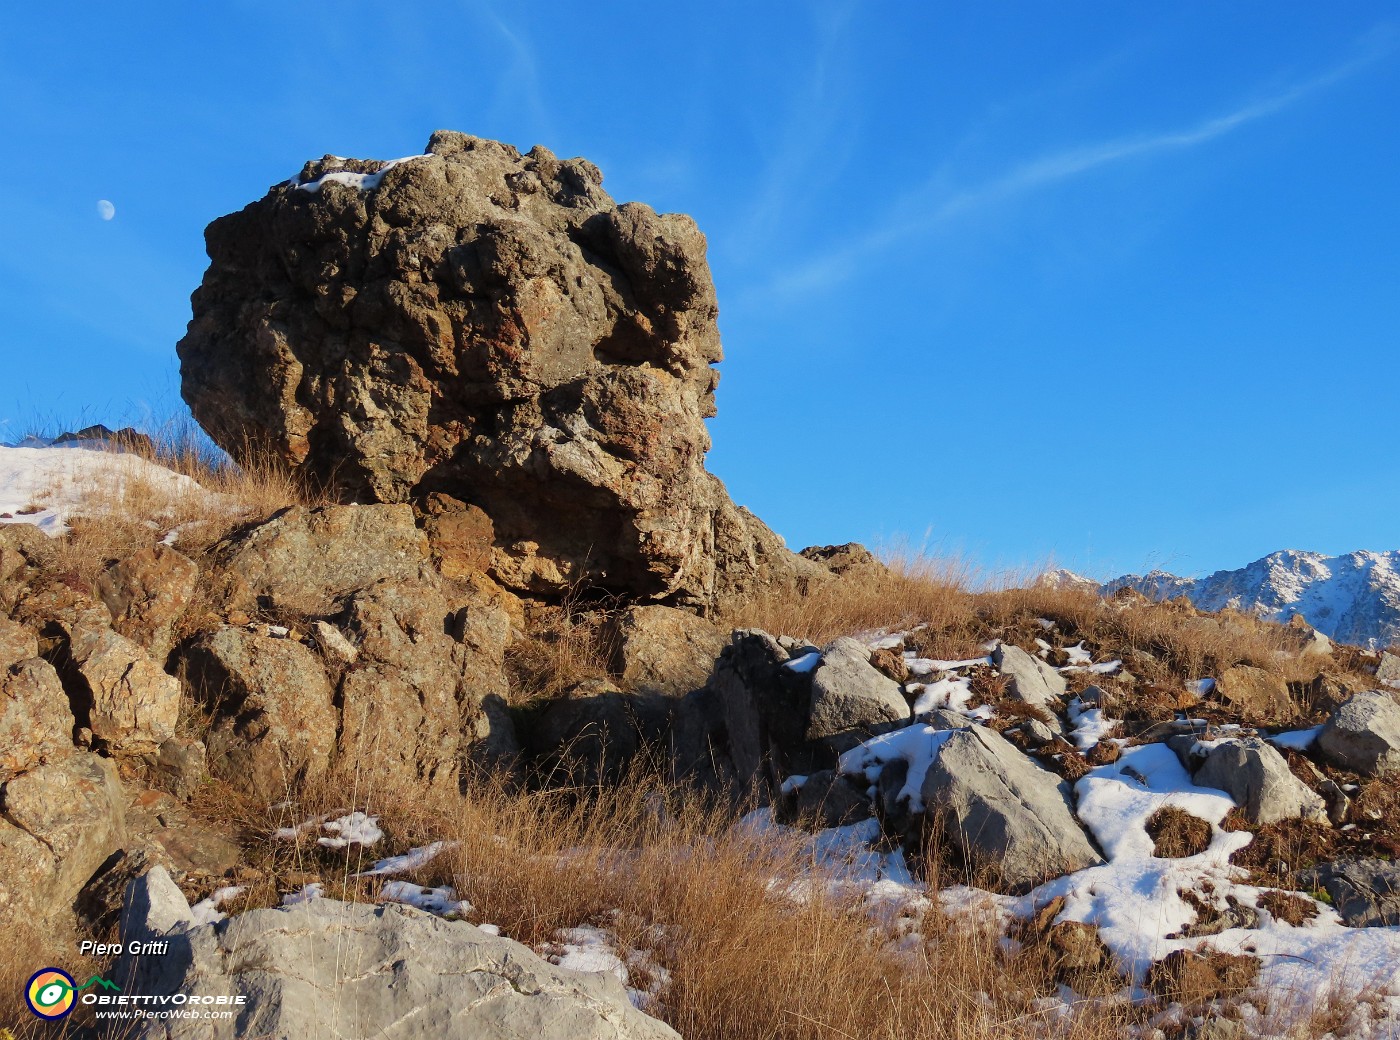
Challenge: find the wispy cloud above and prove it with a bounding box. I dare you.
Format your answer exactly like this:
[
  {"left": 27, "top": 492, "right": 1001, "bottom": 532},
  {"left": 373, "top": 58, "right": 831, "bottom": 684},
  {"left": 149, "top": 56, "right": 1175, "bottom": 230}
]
[
  {"left": 764, "top": 33, "right": 1395, "bottom": 298},
  {"left": 726, "top": 0, "right": 859, "bottom": 255},
  {"left": 461, "top": 0, "right": 557, "bottom": 145}
]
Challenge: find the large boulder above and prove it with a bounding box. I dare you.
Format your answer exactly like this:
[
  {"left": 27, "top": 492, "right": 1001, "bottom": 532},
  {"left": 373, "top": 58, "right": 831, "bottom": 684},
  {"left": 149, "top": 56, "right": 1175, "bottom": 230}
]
[
  {"left": 178, "top": 131, "right": 823, "bottom": 612},
  {"left": 116, "top": 870, "right": 680, "bottom": 1040},
  {"left": 0, "top": 752, "right": 127, "bottom": 927},
  {"left": 182, "top": 626, "right": 338, "bottom": 801},
  {"left": 1377, "top": 652, "right": 1400, "bottom": 688},
  {"left": 1216, "top": 665, "right": 1294, "bottom": 721},
  {"left": 920, "top": 725, "right": 1103, "bottom": 892},
  {"left": 1318, "top": 690, "right": 1400, "bottom": 777},
  {"left": 992, "top": 642, "right": 1066, "bottom": 710},
  {"left": 337, "top": 579, "right": 483, "bottom": 793},
  {"left": 1192, "top": 738, "right": 1328, "bottom": 826}
]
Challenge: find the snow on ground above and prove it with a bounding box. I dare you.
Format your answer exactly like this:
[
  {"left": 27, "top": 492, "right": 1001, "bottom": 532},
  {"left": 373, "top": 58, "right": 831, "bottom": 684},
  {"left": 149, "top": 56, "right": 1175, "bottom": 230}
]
[
  {"left": 190, "top": 885, "right": 246, "bottom": 926},
  {"left": 836, "top": 726, "right": 956, "bottom": 814},
  {"left": 1068, "top": 696, "right": 1117, "bottom": 750},
  {"left": 910, "top": 675, "right": 974, "bottom": 715},
  {"left": 0, "top": 444, "right": 217, "bottom": 536},
  {"left": 354, "top": 840, "right": 457, "bottom": 877},
  {"left": 274, "top": 811, "right": 384, "bottom": 848},
  {"left": 379, "top": 881, "right": 470, "bottom": 917},
  {"left": 542, "top": 924, "right": 672, "bottom": 1011},
  {"left": 1267, "top": 726, "right": 1324, "bottom": 751}
]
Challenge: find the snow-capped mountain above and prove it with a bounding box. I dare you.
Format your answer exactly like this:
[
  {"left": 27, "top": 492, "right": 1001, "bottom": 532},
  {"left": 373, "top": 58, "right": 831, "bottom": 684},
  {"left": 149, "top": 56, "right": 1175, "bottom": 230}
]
[{"left": 1047, "top": 550, "right": 1400, "bottom": 650}]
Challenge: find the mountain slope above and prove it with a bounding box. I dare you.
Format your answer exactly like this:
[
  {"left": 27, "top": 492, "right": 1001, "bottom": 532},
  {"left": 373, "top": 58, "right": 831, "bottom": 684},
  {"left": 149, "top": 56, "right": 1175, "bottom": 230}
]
[{"left": 1056, "top": 550, "right": 1400, "bottom": 649}]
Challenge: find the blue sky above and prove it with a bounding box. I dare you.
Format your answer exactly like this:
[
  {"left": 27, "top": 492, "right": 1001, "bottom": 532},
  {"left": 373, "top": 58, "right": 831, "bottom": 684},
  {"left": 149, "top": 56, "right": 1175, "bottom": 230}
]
[{"left": 2, "top": 3, "right": 1397, "bottom": 580}]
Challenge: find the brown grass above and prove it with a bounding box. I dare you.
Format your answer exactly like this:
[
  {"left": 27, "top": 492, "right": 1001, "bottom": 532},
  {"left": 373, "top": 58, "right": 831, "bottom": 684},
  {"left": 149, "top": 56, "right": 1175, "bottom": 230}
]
[{"left": 1146, "top": 807, "right": 1214, "bottom": 858}]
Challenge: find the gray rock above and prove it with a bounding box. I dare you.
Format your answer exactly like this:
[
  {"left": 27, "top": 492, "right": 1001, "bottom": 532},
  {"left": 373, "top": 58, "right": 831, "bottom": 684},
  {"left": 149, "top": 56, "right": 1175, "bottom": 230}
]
[
  {"left": 708, "top": 630, "right": 810, "bottom": 791},
  {"left": 779, "top": 769, "right": 872, "bottom": 830},
  {"left": 992, "top": 642, "right": 1066, "bottom": 708},
  {"left": 921, "top": 725, "right": 1103, "bottom": 892},
  {"left": 1193, "top": 738, "right": 1328, "bottom": 825},
  {"left": 1302, "top": 859, "right": 1400, "bottom": 927},
  {"left": 805, "top": 637, "right": 909, "bottom": 748},
  {"left": 118, "top": 863, "right": 193, "bottom": 942},
  {"left": 116, "top": 876, "right": 679, "bottom": 1040},
  {"left": 1378, "top": 652, "right": 1400, "bottom": 687},
  {"left": 1318, "top": 690, "right": 1400, "bottom": 776}
]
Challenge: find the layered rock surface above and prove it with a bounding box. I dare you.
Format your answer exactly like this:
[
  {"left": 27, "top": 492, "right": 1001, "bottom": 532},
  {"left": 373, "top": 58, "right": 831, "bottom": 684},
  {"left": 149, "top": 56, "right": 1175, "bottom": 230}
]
[{"left": 179, "top": 132, "right": 824, "bottom": 612}]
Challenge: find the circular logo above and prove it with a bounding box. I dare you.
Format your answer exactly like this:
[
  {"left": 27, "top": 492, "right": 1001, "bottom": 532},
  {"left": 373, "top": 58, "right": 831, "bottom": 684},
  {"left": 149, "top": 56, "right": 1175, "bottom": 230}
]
[{"left": 25, "top": 968, "right": 76, "bottom": 1019}]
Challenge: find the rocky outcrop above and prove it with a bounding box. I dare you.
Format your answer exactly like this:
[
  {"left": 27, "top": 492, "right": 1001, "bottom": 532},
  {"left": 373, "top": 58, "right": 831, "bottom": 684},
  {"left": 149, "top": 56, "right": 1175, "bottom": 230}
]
[
  {"left": 1317, "top": 690, "right": 1400, "bottom": 777},
  {"left": 212, "top": 504, "right": 431, "bottom": 617},
  {"left": 1192, "top": 738, "right": 1328, "bottom": 826},
  {"left": 605, "top": 605, "right": 727, "bottom": 698},
  {"left": 804, "top": 637, "right": 909, "bottom": 750},
  {"left": 117, "top": 868, "right": 680, "bottom": 1040},
  {"left": 178, "top": 131, "right": 823, "bottom": 612}
]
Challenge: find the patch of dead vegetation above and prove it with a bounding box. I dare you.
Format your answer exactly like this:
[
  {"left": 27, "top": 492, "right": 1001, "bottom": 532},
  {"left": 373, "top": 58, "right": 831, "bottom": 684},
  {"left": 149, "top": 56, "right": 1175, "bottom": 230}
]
[{"left": 1146, "top": 807, "right": 1214, "bottom": 858}]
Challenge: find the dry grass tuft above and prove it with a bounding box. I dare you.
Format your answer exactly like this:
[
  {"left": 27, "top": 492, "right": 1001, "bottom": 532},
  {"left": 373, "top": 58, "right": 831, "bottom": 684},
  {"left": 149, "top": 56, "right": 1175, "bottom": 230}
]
[{"left": 1146, "top": 807, "right": 1214, "bottom": 859}]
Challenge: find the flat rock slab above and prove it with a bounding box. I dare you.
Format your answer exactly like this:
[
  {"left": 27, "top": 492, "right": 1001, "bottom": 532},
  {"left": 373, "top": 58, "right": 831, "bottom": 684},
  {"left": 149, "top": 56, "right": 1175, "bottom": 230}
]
[{"left": 118, "top": 869, "right": 680, "bottom": 1040}]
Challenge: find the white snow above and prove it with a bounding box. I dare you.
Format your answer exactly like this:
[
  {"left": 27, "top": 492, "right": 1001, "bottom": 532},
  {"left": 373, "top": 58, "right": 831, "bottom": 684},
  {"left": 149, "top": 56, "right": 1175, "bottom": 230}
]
[
  {"left": 910, "top": 675, "right": 974, "bottom": 715},
  {"left": 0, "top": 445, "right": 218, "bottom": 536},
  {"left": 281, "top": 882, "right": 324, "bottom": 905},
  {"left": 274, "top": 810, "right": 384, "bottom": 848},
  {"left": 189, "top": 885, "right": 245, "bottom": 926},
  {"left": 784, "top": 650, "right": 822, "bottom": 673},
  {"left": 836, "top": 725, "right": 956, "bottom": 815},
  {"left": 290, "top": 154, "right": 426, "bottom": 193},
  {"left": 1266, "top": 726, "right": 1324, "bottom": 751},
  {"left": 318, "top": 811, "right": 384, "bottom": 848},
  {"left": 379, "top": 881, "right": 470, "bottom": 916},
  {"left": 543, "top": 924, "right": 671, "bottom": 1011},
  {"left": 354, "top": 840, "right": 458, "bottom": 877},
  {"left": 1068, "top": 697, "right": 1117, "bottom": 750},
  {"left": 1062, "top": 641, "right": 1093, "bottom": 666}
]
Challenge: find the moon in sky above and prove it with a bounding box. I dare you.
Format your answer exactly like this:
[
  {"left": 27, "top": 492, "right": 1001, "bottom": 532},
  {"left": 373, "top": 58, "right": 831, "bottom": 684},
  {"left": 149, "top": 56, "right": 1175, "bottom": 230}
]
[{"left": 97, "top": 199, "right": 115, "bottom": 221}]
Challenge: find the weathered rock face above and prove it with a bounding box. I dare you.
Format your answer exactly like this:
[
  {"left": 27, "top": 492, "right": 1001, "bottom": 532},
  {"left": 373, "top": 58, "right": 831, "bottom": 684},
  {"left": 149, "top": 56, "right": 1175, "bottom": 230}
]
[
  {"left": 56, "top": 622, "right": 181, "bottom": 755},
  {"left": 182, "top": 626, "right": 338, "bottom": 802},
  {"left": 0, "top": 752, "right": 127, "bottom": 928},
  {"left": 179, "top": 131, "right": 822, "bottom": 612},
  {"left": 605, "top": 605, "right": 727, "bottom": 698},
  {"left": 117, "top": 869, "right": 680, "bottom": 1040},
  {"left": 1302, "top": 859, "right": 1400, "bottom": 927},
  {"left": 0, "top": 656, "right": 74, "bottom": 782},
  {"left": 1318, "top": 690, "right": 1400, "bottom": 777},
  {"left": 96, "top": 545, "right": 199, "bottom": 662}
]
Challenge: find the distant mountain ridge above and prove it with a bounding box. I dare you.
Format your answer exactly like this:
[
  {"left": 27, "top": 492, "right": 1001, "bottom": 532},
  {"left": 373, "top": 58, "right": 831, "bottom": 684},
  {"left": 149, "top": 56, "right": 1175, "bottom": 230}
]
[{"left": 1043, "top": 549, "right": 1400, "bottom": 650}]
